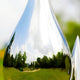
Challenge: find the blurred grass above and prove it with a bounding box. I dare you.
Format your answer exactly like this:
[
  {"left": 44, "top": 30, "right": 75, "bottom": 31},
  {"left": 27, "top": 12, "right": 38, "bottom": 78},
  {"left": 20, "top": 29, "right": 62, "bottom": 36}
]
[
  {"left": 0, "top": 59, "right": 3, "bottom": 66},
  {"left": 0, "top": 50, "right": 4, "bottom": 80},
  {"left": 0, "top": 49, "right": 5, "bottom": 59},
  {"left": 0, "top": 49, "right": 5, "bottom": 66},
  {"left": 0, "top": 66, "right": 4, "bottom": 80}
]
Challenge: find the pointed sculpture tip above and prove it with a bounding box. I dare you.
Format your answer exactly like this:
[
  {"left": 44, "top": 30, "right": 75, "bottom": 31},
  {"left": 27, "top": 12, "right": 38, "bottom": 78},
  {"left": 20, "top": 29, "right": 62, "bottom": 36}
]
[
  {"left": 76, "top": 35, "right": 79, "bottom": 39},
  {"left": 71, "top": 35, "right": 79, "bottom": 58},
  {"left": 70, "top": 35, "right": 80, "bottom": 80},
  {"left": 76, "top": 35, "right": 80, "bottom": 42}
]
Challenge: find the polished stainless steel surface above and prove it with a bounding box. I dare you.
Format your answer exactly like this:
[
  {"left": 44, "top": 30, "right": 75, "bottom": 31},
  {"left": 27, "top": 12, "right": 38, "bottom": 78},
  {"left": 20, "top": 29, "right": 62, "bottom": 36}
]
[
  {"left": 70, "top": 36, "right": 80, "bottom": 80},
  {"left": 7, "top": 0, "right": 70, "bottom": 63}
]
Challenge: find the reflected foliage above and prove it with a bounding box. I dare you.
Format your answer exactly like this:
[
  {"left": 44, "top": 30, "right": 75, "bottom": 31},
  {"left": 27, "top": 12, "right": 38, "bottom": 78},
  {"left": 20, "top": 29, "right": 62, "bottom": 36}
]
[
  {"left": 72, "top": 69, "right": 75, "bottom": 80},
  {"left": 3, "top": 32, "right": 27, "bottom": 69},
  {"left": 3, "top": 33, "right": 15, "bottom": 67},
  {"left": 3, "top": 51, "right": 27, "bottom": 69},
  {"left": 30, "top": 52, "right": 71, "bottom": 71},
  {"left": 65, "top": 56, "right": 71, "bottom": 74}
]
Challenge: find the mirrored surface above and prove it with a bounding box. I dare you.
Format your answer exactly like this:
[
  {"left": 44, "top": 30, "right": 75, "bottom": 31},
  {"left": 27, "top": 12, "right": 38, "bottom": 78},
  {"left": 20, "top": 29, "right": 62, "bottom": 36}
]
[{"left": 4, "top": 0, "right": 70, "bottom": 64}]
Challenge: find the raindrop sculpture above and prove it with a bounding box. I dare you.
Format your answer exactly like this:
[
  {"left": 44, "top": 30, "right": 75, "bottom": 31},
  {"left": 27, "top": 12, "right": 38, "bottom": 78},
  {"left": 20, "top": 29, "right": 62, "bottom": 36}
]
[
  {"left": 70, "top": 36, "right": 80, "bottom": 80},
  {"left": 4, "top": 0, "right": 70, "bottom": 64}
]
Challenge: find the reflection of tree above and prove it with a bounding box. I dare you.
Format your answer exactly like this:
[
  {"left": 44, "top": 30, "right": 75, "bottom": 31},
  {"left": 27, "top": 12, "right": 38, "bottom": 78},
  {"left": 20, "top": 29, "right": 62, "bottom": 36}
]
[
  {"left": 6, "top": 32, "right": 15, "bottom": 54},
  {"left": 3, "top": 32, "right": 15, "bottom": 67},
  {"left": 34, "top": 52, "right": 71, "bottom": 70},
  {"left": 72, "top": 69, "right": 75, "bottom": 80}
]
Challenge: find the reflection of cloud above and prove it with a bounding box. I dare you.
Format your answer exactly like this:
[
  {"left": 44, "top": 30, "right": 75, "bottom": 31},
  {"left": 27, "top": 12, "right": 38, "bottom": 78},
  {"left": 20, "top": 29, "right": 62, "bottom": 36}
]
[
  {"left": 10, "top": 0, "right": 70, "bottom": 63},
  {"left": 11, "top": 37, "right": 54, "bottom": 63},
  {"left": 12, "top": 43, "right": 44, "bottom": 63}
]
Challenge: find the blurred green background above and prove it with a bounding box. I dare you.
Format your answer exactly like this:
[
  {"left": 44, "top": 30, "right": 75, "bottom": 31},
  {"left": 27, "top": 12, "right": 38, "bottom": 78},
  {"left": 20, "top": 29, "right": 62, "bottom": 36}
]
[{"left": 56, "top": 14, "right": 80, "bottom": 52}]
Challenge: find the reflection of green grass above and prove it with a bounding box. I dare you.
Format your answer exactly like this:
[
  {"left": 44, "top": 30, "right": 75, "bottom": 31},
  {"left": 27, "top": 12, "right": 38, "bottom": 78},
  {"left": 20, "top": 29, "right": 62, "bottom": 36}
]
[{"left": 3, "top": 68, "right": 69, "bottom": 80}]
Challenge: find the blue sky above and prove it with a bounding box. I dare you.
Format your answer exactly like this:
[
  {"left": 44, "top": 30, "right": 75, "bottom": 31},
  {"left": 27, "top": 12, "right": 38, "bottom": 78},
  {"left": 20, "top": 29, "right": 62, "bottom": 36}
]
[{"left": 14, "top": 0, "right": 35, "bottom": 46}]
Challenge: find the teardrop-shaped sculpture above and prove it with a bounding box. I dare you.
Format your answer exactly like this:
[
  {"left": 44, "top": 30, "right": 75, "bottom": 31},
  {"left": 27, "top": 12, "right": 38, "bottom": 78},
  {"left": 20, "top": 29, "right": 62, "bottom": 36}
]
[
  {"left": 70, "top": 36, "right": 80, "bottom": 80},
  {"left": 4, "top": 0, "right": 70, "bottom": 64}
]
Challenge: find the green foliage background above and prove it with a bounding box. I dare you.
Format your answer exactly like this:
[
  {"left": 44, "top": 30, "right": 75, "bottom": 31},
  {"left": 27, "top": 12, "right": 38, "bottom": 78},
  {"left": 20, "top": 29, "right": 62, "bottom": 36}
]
[
  {"left": 56, "top": 14, "right": 80, "bottom": 52},
  {"left": 64, "top": 21, "right": 80, "bottom": 52}
]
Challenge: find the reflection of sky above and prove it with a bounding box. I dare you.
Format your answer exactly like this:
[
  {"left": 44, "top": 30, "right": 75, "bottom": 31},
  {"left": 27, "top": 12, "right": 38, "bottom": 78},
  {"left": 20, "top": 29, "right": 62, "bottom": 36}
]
[
  {"left": 14, "top": 0, "right": 35, "bottom": 46},
  {"left": 72, "top": 36, "right": 79, "bottom": 58},
  {"left": 9, "top": 0, "right": 71, "bottom": 63},
  {"left": 72, "top": 38, "right": 77, "bottom": 57},
  {"left": 50, "top": 8, "right": 70, "bottom": 54}
]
